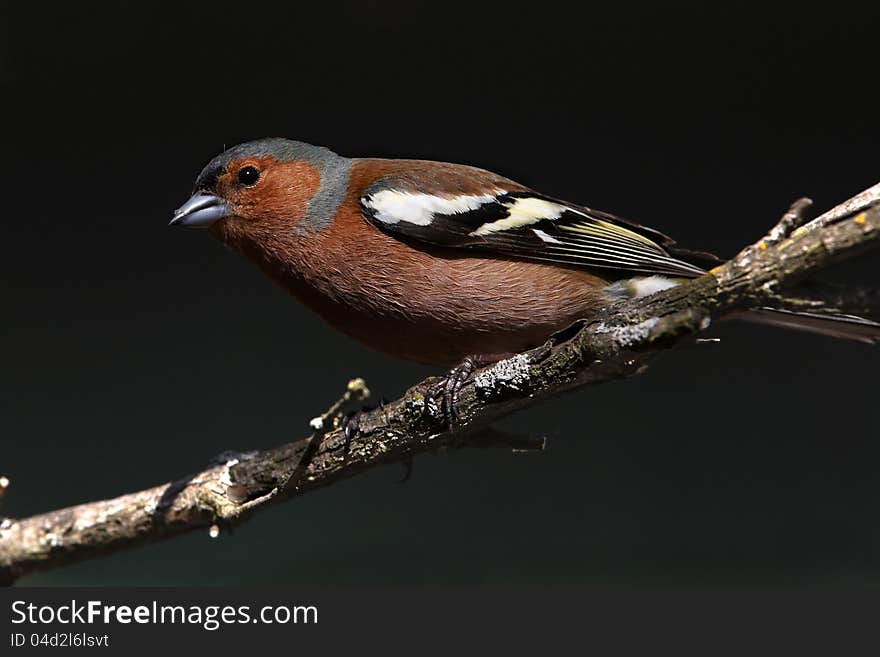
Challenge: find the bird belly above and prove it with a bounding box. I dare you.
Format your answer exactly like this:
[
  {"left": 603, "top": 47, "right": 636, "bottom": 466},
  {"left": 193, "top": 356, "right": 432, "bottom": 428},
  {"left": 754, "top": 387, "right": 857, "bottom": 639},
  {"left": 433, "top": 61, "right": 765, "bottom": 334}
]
[{"left": 281, "top": 239, "right": 611, "bottom": 367}]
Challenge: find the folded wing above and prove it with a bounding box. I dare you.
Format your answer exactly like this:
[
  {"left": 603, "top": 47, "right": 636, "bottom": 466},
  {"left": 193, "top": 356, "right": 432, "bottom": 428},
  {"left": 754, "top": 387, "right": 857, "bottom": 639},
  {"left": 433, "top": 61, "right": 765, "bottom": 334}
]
[{"left": 360, "top": 171, "right": 708, "bottom": 278}]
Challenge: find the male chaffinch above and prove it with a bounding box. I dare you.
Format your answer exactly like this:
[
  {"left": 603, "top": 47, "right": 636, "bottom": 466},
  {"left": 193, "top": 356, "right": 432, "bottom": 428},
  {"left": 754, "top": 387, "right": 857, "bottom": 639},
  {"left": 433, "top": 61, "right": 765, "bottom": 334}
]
[{"left": 171, "top": 138, "right": 880, "bottom": 379}]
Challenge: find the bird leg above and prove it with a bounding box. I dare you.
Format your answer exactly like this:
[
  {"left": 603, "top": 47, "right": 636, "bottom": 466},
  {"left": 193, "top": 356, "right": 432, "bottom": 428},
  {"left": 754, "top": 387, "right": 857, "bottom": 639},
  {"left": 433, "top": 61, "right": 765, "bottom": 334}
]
[
  {"left": 340, "top": 396, "right": 390, "bottom": 458},
  {"left": 434, "top": 354, "right": 510, "bottom": 432},
  {"left": 440, "top": 357, "right": 477, "bottom": 431}
]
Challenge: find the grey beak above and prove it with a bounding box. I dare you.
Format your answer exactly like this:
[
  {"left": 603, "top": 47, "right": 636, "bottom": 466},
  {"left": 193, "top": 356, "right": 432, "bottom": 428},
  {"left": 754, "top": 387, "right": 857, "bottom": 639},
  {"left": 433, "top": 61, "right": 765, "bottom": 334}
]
[{"left": 170, "top": 193, "right": 229, "bottom": 228}]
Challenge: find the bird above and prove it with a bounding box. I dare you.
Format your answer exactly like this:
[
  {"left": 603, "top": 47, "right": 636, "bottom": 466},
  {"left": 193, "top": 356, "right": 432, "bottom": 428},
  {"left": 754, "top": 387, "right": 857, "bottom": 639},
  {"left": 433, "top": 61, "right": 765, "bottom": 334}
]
[{"left": 171, "top": 138, "right": 879, "bottom": 416}]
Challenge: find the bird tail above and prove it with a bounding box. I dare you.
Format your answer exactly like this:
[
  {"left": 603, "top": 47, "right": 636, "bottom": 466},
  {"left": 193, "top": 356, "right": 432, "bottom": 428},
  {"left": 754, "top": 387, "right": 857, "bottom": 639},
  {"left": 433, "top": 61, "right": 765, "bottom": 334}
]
[
  {"left": 613, "top": 275, "right": 880, "bottom": 344},
  {"left": 741, "top": 308, "right": 880, "bottom": 345}
]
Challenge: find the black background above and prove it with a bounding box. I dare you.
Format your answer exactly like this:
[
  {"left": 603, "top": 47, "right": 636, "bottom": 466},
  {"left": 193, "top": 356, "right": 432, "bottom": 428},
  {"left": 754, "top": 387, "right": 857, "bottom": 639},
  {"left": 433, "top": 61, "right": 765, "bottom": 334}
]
[{"left": 2, "top": 2, "right": 879, "bottom": 586}]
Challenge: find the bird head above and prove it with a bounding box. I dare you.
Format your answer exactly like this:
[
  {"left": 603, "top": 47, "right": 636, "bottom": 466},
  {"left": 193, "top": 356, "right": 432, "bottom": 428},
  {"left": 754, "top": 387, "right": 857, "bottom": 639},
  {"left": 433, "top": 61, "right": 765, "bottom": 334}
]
[{"left": 171, "top": 138, "right": 350, "bottom": 243}]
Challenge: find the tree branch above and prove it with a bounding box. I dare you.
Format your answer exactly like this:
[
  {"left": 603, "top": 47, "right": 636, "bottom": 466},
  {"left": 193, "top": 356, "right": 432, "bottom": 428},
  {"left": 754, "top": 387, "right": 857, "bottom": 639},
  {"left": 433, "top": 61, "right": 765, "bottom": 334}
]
[{"left": 2, "top": 184, "right": 878, "bottom": 585}]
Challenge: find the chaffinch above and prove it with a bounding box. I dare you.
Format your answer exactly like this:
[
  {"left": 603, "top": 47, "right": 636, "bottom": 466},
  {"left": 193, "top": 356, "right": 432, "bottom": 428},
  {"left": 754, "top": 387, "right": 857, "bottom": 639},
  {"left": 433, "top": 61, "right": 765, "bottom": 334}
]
[{"left": 171, "top": 138, "right": 880, "bottom": 374}]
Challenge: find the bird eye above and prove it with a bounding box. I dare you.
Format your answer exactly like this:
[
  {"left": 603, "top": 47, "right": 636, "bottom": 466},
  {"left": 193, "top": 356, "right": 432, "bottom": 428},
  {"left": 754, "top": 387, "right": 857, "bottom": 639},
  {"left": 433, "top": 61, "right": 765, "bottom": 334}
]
[{"left": 237, "top": 166, "right": 260, "bottom": 186}]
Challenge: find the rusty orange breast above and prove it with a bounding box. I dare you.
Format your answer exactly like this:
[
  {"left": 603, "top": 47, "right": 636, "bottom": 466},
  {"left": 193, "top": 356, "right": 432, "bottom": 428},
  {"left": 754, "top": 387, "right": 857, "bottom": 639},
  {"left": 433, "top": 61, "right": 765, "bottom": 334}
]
[{"left": 218, "top": 159, "right": 612, "bottom": 367}]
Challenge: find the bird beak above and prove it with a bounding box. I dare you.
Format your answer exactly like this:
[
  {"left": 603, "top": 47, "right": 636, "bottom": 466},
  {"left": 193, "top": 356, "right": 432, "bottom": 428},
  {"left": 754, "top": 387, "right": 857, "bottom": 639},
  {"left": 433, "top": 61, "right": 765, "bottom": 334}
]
[{"left": 170, "top": 193, "right": 229, "bottom": 228}]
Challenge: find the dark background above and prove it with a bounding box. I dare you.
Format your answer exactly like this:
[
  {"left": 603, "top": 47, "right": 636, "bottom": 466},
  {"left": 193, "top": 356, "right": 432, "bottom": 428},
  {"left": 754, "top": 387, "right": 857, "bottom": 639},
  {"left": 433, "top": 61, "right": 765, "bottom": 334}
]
[{"left": 2, "top": 2, "right": 878, "bottom": 586}]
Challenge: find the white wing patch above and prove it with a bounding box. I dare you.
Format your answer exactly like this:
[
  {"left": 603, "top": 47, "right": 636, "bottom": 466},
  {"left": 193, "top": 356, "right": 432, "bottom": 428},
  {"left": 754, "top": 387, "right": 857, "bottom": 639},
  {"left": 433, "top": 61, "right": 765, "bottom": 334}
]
[
  {"left": 470, "top": 197, "right": 565, "bottom": 236},
  {"left": 360, "top": 182, "right": 708, "bottom": 278},
  {"left": 362, "top": 189, "right": 503, "bottom": 226}
]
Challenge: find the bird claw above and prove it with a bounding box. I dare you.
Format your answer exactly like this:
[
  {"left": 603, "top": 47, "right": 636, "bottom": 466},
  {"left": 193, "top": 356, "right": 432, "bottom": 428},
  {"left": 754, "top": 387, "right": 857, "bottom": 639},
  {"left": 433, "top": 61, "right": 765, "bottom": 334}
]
[
  {"left": 339, "top": 395, "right": 392, "bottom": 458},
  {"left": 432, "top": 355, "right": 479, "bottom": 432},
  {"left": 340, "top": 409, "right": 364, "bottom": 457}
]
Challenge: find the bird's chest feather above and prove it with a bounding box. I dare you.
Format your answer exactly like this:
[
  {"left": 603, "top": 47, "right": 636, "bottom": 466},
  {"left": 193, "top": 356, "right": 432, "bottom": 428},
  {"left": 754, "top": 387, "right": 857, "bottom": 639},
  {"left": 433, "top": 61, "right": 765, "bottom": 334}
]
[{"left": 226, "top": 207, "right": 610, "bottom": 365}]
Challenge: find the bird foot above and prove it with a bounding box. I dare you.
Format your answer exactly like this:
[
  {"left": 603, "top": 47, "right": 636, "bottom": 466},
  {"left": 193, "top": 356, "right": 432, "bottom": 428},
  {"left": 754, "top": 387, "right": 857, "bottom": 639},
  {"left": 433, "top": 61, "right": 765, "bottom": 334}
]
[
  {"left": 339, "top": 396, "right": 390, "bottom": 458},
  {"left": 431, "top": 355, "right": 487, "bottom": 433},
  {"left": 340, "top": 407, "right": 366, "bottom": 457}
]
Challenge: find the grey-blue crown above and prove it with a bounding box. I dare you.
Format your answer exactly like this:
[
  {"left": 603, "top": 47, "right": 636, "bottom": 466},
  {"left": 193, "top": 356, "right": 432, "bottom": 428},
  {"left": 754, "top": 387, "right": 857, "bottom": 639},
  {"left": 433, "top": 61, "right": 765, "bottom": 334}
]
[{"left": 194, "top": 138, "right": 341, "bottom": 191}]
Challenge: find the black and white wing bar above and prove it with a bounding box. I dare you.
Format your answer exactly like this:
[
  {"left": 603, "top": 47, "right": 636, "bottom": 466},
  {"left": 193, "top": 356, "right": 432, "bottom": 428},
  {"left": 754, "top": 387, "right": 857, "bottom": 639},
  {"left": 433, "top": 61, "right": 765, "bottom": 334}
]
[{"left": 361, "top": 186, "right": 707, "bottom": 278}]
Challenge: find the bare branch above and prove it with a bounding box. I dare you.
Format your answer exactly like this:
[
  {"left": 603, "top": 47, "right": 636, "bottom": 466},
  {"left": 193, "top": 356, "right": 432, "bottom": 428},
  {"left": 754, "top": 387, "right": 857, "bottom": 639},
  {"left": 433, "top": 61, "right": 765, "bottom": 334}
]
[
  {"left": 795, "top": 181, "right": 880, "bottom": 236},
  {"left": 1, "top": 185, "right": 878, "bottom": 585}
]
